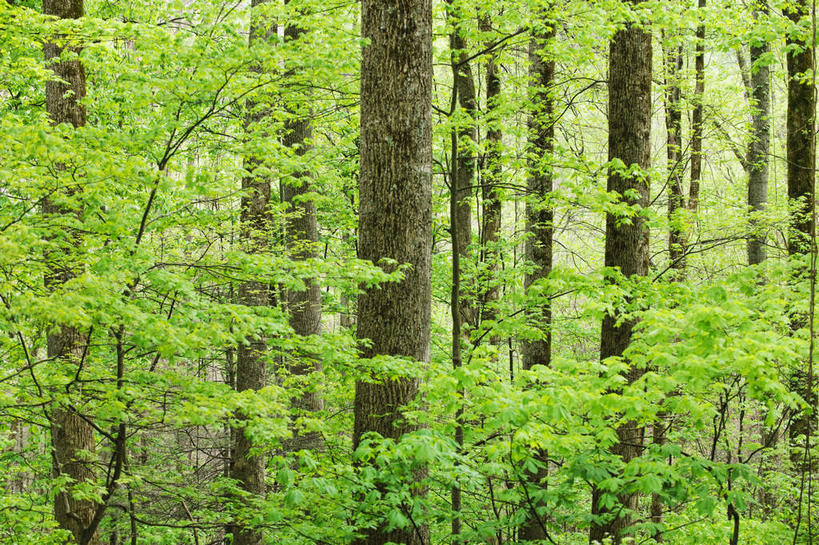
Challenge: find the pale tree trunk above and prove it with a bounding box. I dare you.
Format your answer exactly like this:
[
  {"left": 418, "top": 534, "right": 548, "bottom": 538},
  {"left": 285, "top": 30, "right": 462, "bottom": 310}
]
[
  {"left": 282, "top": 8, "right": 323, "bottom": 452},
  {"left": 739, "top": 6, "right": 773, "bottom": 517},
  {"left": 518, "top": 10, "right": 555, "bottom": 544},
  {"left": 353, "top": 0, "right": 432, "bottom": 544},
  {"left": 747, "top": 7, "right": 770, "bottom": 267},
  {"left": 229, "top": 2, "right": 274, "bottom": 543},
  {"left": 43, "top": 1, "right": 99, "bottom": 543},
  {"left": 589, "top": 0, "right": 651, "bottom": 541}
]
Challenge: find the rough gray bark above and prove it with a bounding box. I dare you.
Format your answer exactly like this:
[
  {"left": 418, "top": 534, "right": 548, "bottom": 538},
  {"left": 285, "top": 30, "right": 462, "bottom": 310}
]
[
  {"left": 589, "top": 1, "right": 651, "bottom": 542},
  {"left": 353, "top": 0, "right": 432, "bottom": 543},
  {"left": 229, "top": 2, "right": 273, "bottom": 543},
  {"left": 43, "top": 1, "right": 99, "bottom": 543},
  {"left": 282, "top": 15, "right": 323, "bottom": 452},
  {"left": 747, "top": 20, "right": 770, "bottom": 266},
  {"left": 518, "top": 14, "right": 555, "bottom": 544}
]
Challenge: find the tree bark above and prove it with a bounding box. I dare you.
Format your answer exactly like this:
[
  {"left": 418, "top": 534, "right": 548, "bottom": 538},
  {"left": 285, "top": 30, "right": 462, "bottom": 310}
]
[
  {"left": 785, "top": 0, "right": 816, "bottom": 464},
  {"left": 229, "top": 3, "right": 273, "bottom": 543},
  {"left": 747, "top": 9, "right": 770, "bottom": 266},
  {"left": 43, "top": 1, "right": 99, "bottom": 543},
  {"left": 282, "top": 3, "right": 323, "bottom": 454},
  {"left": 688, "top": 0, "right": 706, "bottom": 214},
  {"left": 479, "top": 15, "right": 503, "bottom": 333},
  {"left": 449, "top": 5, "right": 478, "bottom": 333},
  {"left": 589, "top": 1, "right": 651, "bottom": 542},
  {"left": 664, "top": 38, "right": 685, "bottom": 274},
  {"left": 353, "top": 1, "right": 433, "bottom": 544},
  {"left": 518, "top": 12, "right": 555, "bottom": 543}
]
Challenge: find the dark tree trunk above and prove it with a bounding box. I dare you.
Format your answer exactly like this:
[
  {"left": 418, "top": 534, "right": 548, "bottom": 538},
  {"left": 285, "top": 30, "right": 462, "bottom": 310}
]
[
  {"left": 43, "top": 1, "right": 99, "bottom": 543},
  {"left": 518, "top": 13, "right": 555, "bottom": 544},
  {"left": 353, "top": 1, "right": 432, "bottom": 544},
  {"left": 664, "top": 38, "right": 685, "bottom": 274},
  {"left": 688, "top": 0, "right": 706, "bottom": 214},
  {"left": 785, "top": 0, "right": 816, "bottom": 463},
  {"left": 446, "top": 2, "right": 476, "bottom": 539},
  {"left": 653, "top": 38, "right": 685, "bottom": 541},
  {"left": 282, "top": 5, "right": 323, "bottom": 454},
  {"left": 229, "top": 2, "right": 273, "bottom": 543},
  {"left": 449, "top": 6, "right": 478, "bottom": 333},
  {"left": 786, "top": 0, "right": 815, "bottom": 257},
  {"left": 747, "top": 12, "right": 770, "bottom": 266},
  {"left": 589, "top": 1, "right": 651, "bottom": 542},
  {"left": 479, "top": 15, "right": 503, "bottom": 332}
]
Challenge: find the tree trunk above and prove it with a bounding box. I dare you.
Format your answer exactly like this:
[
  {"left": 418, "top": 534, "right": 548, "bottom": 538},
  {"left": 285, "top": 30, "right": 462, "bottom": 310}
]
[
  {"left": 229, "top": 2, "right": 274, "bottom": 543},
  {"left": 518, "top": 12, "right": 555, "bottom": 543},
  {"left": 688, "top": 0, "right": 706, "bottom": 214},
  {"left": 589, "top": 1, "right": 652, "bottom": 542},
  {"left": 479, "top": 15, "right": 503, "bottom": 334},
  {"left": 43, "top": 1, "right": 99, "bottom": 543},
  {"left": 353, "top": 1, "right": 432, "bottom": 544},
  {"left": 449, "top": 5, "right": 478, "bottom": 333},
  {"left": 282, "top": 5, "right": 324, "bottom": 454},
  {"left": 785, "top": 0, "right": 816, "bottom": 464},
  {"left": 446, "top": 2, "right": 476, "bottom": 539},
  {"left": 747, "top": 10, "right": 770, "bottom": 266},
  {"left": 664, "top": 38, "right": 685, "bottom": 274}
]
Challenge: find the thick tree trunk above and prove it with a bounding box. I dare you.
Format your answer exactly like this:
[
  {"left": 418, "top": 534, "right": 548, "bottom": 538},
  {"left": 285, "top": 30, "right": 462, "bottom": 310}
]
[
  {"left": 785, "top": 0, "right": 816, "bottom": 463},
  {"left": 589, "top": 1, "right": 651, "bottom": 542},
  {"left": 747, "top": 20, "right": 770, "bottom": 266},
  {"left": 353, "top": 1, "right": 432, "bottom": 544},
  {"left": 518, "top": 14, "right": 555, "bottom": 544},
  {"left": 43, "top": 1, "right": 99, "bottom": 544},
  {"left": 688, "top": 0, "right": 706, "bottom": 214},
  {"left": 229, "top": 3, "right": 273, "bottom": 543},
  {"left": 282, "top": 8, "right": 323, "bottom": 454},
  {"left": 786, "top": 1, "right": 815, "bottom": 257}
]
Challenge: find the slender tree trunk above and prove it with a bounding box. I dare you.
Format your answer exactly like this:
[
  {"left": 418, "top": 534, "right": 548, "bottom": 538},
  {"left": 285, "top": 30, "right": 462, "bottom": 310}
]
[
  {"left": 589, "top": 1, "right": 652, "bottom": 542},
  {"left": 282, "top": 5, "right": 323, "bottom": 454},
  {"left": 353, "top": 1, "right": 432, "bottom": 544},
  {"left": 229, "top": 3, "right": 273, "bottom": 543},
  {"left": 747, "top": 9, "right": 770, "bottom": 267},
  {"left": 688, "top": 0, "right": 706, "bottom": 214},
  {"left": 785, "top": 0, "right": 817, "bottom": 462},
  {"left": 479, "top": 15, "right": 503, "bottom": 333},
  {"left": 651, "top": 35, "right": 686, "bottom": 543},
  {"left": 651, "top": 38, "right": 686, "bottom": 542},
  {"left": 449, "top": 4, "right": 478, "bottom": 333},
  {"left": 43, "top": 1, "right": 99, "bottom": 543},
  {"left": 664, "top": 38, "right": 685, "bottom": 274},
  {"left": 786, "top": 0, "right": 815, "bottom": 258},
  {"left": 518, "top": 12, "right": 555, "bottom": 543},
  {"left": 446, "top": 2, "right": 476, "bottom": 540}
]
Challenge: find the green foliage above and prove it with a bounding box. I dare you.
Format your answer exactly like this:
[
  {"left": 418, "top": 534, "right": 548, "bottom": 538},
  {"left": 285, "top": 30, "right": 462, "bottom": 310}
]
[{"left": 0, "top": 0, "right": 816, "bottom": 544}]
